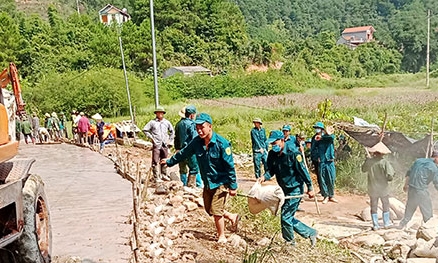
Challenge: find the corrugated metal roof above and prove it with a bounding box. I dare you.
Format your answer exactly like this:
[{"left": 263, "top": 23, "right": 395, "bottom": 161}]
[
  {"left": 171, "top": 66, "right": 211, "bottom": 73},
  {"left": 342, "top": 26, "right": 375, "bottom": 34}
]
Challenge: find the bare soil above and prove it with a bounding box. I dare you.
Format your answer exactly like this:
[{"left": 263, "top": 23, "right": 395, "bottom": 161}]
[{"left": 103, "top": 145, "right": 374, "bottom": 263}]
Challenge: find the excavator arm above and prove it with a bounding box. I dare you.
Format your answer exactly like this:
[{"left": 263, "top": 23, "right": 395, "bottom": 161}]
[{"left": 0, "top": 62, "right": 26, "bottom": 116}]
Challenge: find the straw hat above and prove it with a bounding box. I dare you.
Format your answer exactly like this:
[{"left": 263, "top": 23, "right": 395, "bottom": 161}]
[
  {"left": 367, "top": 142, "right": 391, "bottom": 154},
  {"left": 178, "top": 107, "right": 186, "bottom": 118},
  {"left": 92, "top": 113, "right": 103, "bottom": 120}
]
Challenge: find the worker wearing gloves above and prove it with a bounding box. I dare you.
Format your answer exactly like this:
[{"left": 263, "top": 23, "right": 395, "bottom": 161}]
[
  {"left": 162, "top": 113, "right": 239, "bottom": 244},
  {"left": 361, "top": 142, "right": 395, "bottom": 230},
  {"left": 251, "top": 118, "right": 268, "bottom": 178},
  {"left": 313, "top": 122, "right": 338, "bottom": 204},
  {"left": 398, "top": 151, "right": 438, "bottom": 229},
  {"left": 259, "top": 130, "right": 317, "bottom": 247}
]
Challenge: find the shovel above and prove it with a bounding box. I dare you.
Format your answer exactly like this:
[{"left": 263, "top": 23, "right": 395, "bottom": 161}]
[{"left": 301, "top": 149, "right": 321, "bottom": 215}]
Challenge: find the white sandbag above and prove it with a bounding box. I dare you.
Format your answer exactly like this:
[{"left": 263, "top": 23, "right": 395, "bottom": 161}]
[{"left": 247, "top": 182, "right": 285, "bottom": 216}]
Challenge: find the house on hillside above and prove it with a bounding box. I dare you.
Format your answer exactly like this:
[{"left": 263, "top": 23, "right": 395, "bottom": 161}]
[
  {"left": 98, "top": 4, "right": 131, "bottom": 26},
  {"left": 337, "top": 26, "right": 376, "bottom": 49},
  {"left": 163, "top": 66, "right": 212, "bottom": 78}
]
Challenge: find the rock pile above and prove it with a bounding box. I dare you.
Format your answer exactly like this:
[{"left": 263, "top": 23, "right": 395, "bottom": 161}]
[
  {"left": 136, "top": 181, "right": 246, "bottom": 263},
  {"left": 342, "top": 217, "right": 438, "bottom": 262}
]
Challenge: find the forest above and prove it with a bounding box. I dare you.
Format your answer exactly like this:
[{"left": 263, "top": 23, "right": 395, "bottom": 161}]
[{"left": 1, "top": 0, "right": 437, "bottom": 115}]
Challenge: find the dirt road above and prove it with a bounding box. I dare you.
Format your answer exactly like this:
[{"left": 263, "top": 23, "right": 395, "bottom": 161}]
[{"left": 15, "top": 143, "right": 132, "bottom": 262}]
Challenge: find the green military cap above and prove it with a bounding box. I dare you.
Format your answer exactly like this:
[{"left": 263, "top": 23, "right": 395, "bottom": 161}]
[
  {"left": 195, "top": 113, "right": 213, "bottom": 125},
  {"left": 185, "top": 105, "right": 196, "bottom": 114},
  {"left": 313, "top": 121, "right": 325, "bottom": 129},
  {"left": 282, "top": 125, "right": 291, "bottom": 131},
  {"left": 267, "top": 130, "right": 284, "bottom": 144}
]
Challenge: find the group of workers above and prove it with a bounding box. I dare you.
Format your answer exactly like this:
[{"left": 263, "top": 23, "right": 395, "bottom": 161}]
[
  {"left": 251, "top": 118, "right": 338, "bottom": 204},
  {"left": 15, "top": 111, "right": 68, "bottom": 144},
  {"left": 70, "top": 111, "right": 113, "bottom": 152},
  {"left": 16, "top": 110, "right": 112, "bottom": 153},
  {"left": 251, "top": 118, "right": 337, "bottom": 245},
  {"left": 361, "top": 141, "right": 438, "bottom": 231},
  {"left": 142, "top": 106, "right": 238, "bottom": 244},
  {"left": 142, "top": 105, "right": 438, "bottom": 246}
]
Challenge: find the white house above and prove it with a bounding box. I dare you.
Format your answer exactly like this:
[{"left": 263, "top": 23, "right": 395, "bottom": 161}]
[
  {"left": 98, "top": 4, "right": 131, "bottom": 26},
  {"left": 337, "top": 26, "right": 376, "bottom": 49}
]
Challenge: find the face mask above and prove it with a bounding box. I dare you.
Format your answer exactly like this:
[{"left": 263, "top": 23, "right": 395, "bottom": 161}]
[
  {"left": 272, "top": 144, "right": 281, "bottom": 152},
  {"left": 315, "top": 128, "right": 321, "bottom": 133}
]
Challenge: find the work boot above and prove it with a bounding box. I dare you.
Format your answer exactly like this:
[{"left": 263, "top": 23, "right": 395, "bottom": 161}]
[
  {"left": 180, "top": 173, "right": 187, "bottom": 186},
  {"left": 160, "top": 164, "right": 170, "bottom": 181},
  {"left": 371, "top": 213, "right": 380, "bottom": 230},
  {"left": 152, "top": 166, "right": 160, "bottom": 182},
  {"left": 187, "top": 174, "right": 197, "bottom": 188},
  {"left": 383, "top": 212, "right": 393, "bottom": 228}
]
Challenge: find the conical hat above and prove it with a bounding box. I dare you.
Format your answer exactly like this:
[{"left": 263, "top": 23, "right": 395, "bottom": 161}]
[
  {"left": 91, "top": 113, "right": 102, "bottom": 120},
  {"left": 367, "top": 142, "right": 391, "bottom": 154}
]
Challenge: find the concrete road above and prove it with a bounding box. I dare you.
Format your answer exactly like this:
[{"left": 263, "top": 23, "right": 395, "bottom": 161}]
[{"left": 15, "top": 143, "right": 132, "bottom": 263}]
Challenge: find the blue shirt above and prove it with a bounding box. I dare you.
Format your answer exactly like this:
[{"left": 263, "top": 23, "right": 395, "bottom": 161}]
[
  {"left": 167, "top": 132, "right": 237, "bottom": 190},
  {"left": 285, "top": 136, "right": 299, "bottom": 151},
  {"left": 263, "top": 143, "right": 313, "bottom": 194},
  {"left": 251, "top": 127, "right": 268, "bottom": 152},
  {"left": 174, "top": 117, "right": 198, "bottom": 150},
  {"left": 312, "top": 134, "right": 335, "bottom": 162},
  {"left": 407, "top": 158, "right": 438, "bottom": 190}
]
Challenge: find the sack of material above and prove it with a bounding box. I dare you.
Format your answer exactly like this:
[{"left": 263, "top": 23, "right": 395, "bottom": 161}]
[{"left": 247, "top": 182, "right": 285, "bottom": 216}]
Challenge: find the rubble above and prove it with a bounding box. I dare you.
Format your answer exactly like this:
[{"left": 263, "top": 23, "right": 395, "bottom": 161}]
[{"left": 133, "top": 179, "right": 245, "bottom": 263}]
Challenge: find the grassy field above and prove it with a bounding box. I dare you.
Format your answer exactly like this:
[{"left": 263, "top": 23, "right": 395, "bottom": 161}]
[{"left": 105, "top": 73, "right": 438, "bottom": 194}]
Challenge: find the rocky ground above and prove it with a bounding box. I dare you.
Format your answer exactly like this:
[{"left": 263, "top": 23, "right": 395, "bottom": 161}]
[{"left": 95, "top": 141, "right": 438, "bottom": 263}]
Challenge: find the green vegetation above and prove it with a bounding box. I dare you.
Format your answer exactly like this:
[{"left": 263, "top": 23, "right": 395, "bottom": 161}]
[
  {"left": 3, "top": 0, "right": 437, "bottom": 125},
  {"left": 4, "top": 0, "right": 438, "bottom": 195},
  {"left": 234, "top": 0, "right": 437, "bottom": 73}
]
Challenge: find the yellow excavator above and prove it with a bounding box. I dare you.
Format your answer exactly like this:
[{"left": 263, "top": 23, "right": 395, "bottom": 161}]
[{"left": 0, "top": 62, "right": 51, "bottom": 262}]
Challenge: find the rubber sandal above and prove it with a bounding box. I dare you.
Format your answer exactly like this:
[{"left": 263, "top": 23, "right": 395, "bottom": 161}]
[
  {"left": 329, "top": 197, "right": 339, "bottom": 203},
  {"left": 218, "top": 237, "right": 227, "bottom": 244}
]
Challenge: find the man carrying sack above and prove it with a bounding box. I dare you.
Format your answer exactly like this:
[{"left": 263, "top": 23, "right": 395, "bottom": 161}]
[{"left": 259, "top": 130, "right": 317, "bottom": 247}]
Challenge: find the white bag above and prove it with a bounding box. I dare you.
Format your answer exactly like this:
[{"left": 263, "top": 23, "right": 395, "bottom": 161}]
[{"left": 247, "top": 182, "right": 285, "bottom": 216}]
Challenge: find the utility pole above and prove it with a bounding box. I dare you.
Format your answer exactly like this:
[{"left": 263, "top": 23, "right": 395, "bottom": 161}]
[
  {"left": 150, "top": 0, "right": 159, "bottom": 108},
  {"left": 118, "top": 27, "right": 135, "bottom": 131},
  {"left": 427, "top": 9, "right": 431, "bottom": 88},
  {"left": 76, "top": 0, "right": 80, "bottom": 14}
]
